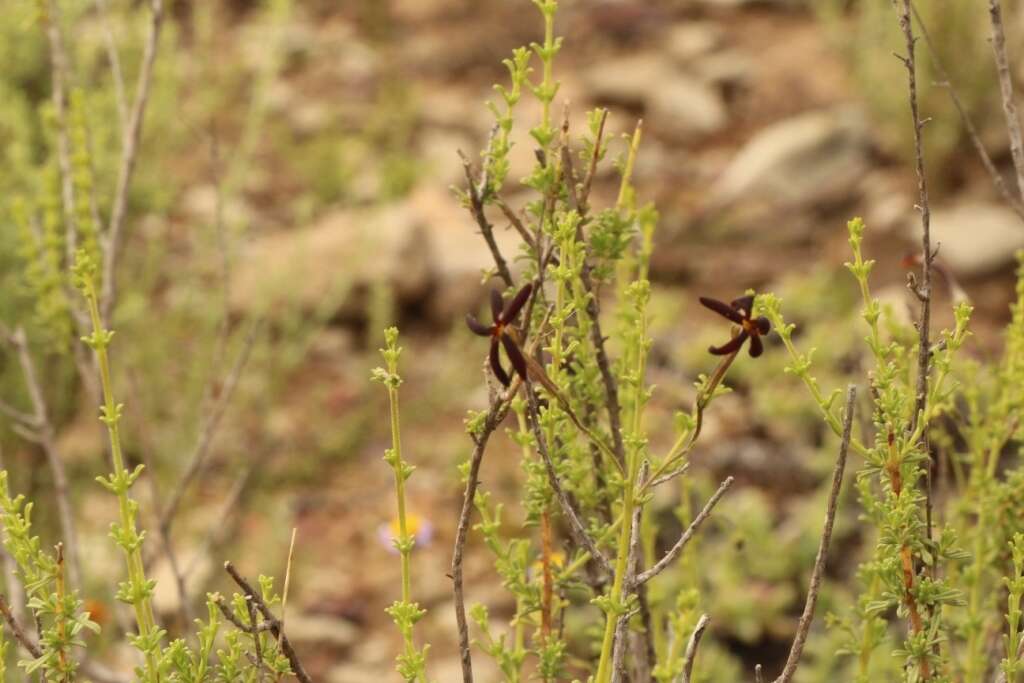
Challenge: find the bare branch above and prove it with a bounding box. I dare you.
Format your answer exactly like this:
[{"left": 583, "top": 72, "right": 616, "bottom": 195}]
[
  {"left": 680, "top": 614, "right": 710, "bottom": 683},
  {"left": 211, "top": 593, "right": 275, "bottom": 634},
  {"left": 635, "top": 477, "right": 734, "bottom": 586},
  {"left": 648, "top": 462, "right": 690, "bottom": 490},
  {"left": 223, "top": 562, "right": 312, "bottom": 683},
  {"left": 896, "top": 0, "right": 936, "bottom": 561},
  {"left": 610, "top": 607, "right": 640, "bottom": 683},
  {"left": 101, "top": 0, "right": 166, "bottom": 325},
  {"left": 911, "top": 3, "right": 1024, "bottom": 221},
  {"left": 184, "top": 468, "right": 253, "bottom": 581},
  {"left": 459, "top": 146, "right": 514, "bottom": 288},
  {"left": 159, "top": 321, "right": 261, "bottom": 537},
  {"left": 42, "top": 0, "right": 79, "bottom": 270},
  {"left": 612, "top": 470, "right": 646, "bottom": 681},
  {"left": 495, "top": 198, "right": 538, "bottom": 251},
  {"left": 451, "top": 391, "right": 514, "bottom": 683},
  {"left": 550, "top": 111, "right": 627, "bottom": 470},
  {"left": 0, "top": 594, "right": 42, "bottom": 659},
  {"left": 94, "top": 0, "right": 127, "bottom": 127},
  {"left": 525, "top": 385, "right": 613, "bottom": 576},
  {"left": 1, "top": 327, "right": 81, "bottom": 591},
  {"left": 580, "top": 108, "right": 608, "bottom": 211},
  {"left": 772, "top": 386, "right": 856, "bottom": 683},
  {"left": 987, "top": 0, "right": 1024, "bottom": 202},
  {"left": 0, "top": 399, "right": 37, "bottom": 428}
]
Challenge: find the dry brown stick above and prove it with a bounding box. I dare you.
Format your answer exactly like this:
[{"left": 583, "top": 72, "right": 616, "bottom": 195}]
[
  {"left": 140, "top": 322, "right": 258, "bottom": 627},
  {"left": 248, "top": 597, "right": 266, "bottom": 680},
  {"left": 41, "top": 0, "right": 100, "bottom": 397},
  {"left": 579, "top": 108, "right": 608, "bottom": 211},
  {"left": 158, "top": 321, "right": 261, "bottom": 539},
  {"left": 648, "top": 462, "right": 690, "bottom": 491},
  {"left": 223, "top": 562, "right": 312, "bottom": 683},
  {"left": 0, "top": 325, "right": 81, "bottom": 591},
  {"left": 451, "top": 390, "right": 514, "bottom": 683},
  {"left": 495, "top": 198, "right": 539, "bottom": 250},
  {"left": 525, "top": 385, "right": 613, "bottom": 576},
  {"left": 634, "top": 477, "right": 734, "bottom": 586},
  {"left": 611, "top": 465, "right": 646, "bottom": 682},
  {"left": 610, "top": 608, "right": 641, "bottom": 683},
  {"left": 42, "top": 0, "right": 79, "bottom": 272},
  {"left": 184, "top": 468, "right": 253, "bottom": 581},
  {"left": 560, "top": 113, "right": 582, "bottom": 213},
  {"left": 211, "top": 594, "right": 275, "bottom": 634},
  {"left": 680, "top": 614, "right": 710, "bottom": 683},
  {"left": 630, "top": 465, "right": 656, "bottom": 680},
  {"left": 910, "top": 3, "right": 1024, "bottom": 221},
  {"left": 459, "top": 146, "right": 514, "bottom": 288},
  {"left": 771, "top": 386, "right": 855, "bottom": 683},
  {"left": 896, "top": 0, "right": 936, "bottom": 572},
  {"left": 0, "top": 399, "right": 36, "bottom": 427},
  {"left": 101, "top": 0, "right": 165, "bottom": 325},
  {"left": 94, "top": 0, "right": 127, "bottom": 127},
  {"left": 550, "top": 113, "right": 626, "bottom": 471},
  {"left": 0, "top": 593, "right": 42, "bottom": 659},
  {"left": 988, "top": 0, "right": 1024, "bottom": 202},
  {"left": 0, "top": 593, "right": 125, "bottom": 683}
]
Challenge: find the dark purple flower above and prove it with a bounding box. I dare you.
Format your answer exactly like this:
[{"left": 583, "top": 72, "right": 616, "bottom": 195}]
[
  {"left": 699, "top": 294, "right": 771, "bottom": 358},
  {"left": 466, "top": 283, "right": 533, "bottom": 386}
]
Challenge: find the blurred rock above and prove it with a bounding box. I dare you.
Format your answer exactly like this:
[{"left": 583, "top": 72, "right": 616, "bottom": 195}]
[
  {"left": 582, "top": 53, "right": 727, "bottom": 138},
  {"left": 230, "top": 187, "right": 521, "bottom": 323},
  {"left": 230, "top": 202, "right": 432, "bottom": 319},
  {"left": 875, "top": 284, "right": 916, "bottom": 328},
  {"left": 327, "top": 663, "right": 382, "bottom": 683},
  {"left": 392, "top": 0, "right": 464, "bottom": 22},
  {"left": 709, "top": 107, "right": 870, "bottom": 209},
  {"left": 181, "top": 185, "right": 256, "bottom": 230},
  {"left": 54, "top": 407, "right": 104, "bottom": 464},
  {"left": 703, "top": 438, "right": 817, "bottom": 492},
  {"left": 152, "top": 548, "right": 213, "bottom": 616},
  {"left": 694, "top": 51, "right": 753, "bottom": 90},
  {"left": 916, "top": 202, "right": 1024, "bottom": 277},
  {"left": 664, "top": 21, "right": 723, "bottom": 63},
  {"left": 699, "top": 0, "right": 803, "bottom": 6},
  {"left": 649, "top": 75, "right": 728, "bottom": 139},
  {"left": 411, "top": 187, "right": 524, "bottom": 322},
  {"left": 418, "top": 128, "right": 476, "bottom": 188},
  {"left": 284, "top": 614, "right": 359, "bottom": 650}
]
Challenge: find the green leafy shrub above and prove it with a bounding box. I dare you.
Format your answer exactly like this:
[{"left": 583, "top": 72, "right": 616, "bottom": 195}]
[{"left": 372, "top": 2, "right": 1024, "bottom": 682}]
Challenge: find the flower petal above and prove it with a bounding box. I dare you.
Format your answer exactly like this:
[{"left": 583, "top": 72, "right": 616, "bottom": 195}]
[
  {"left": 748, "top": 333, "right": 764, "bottom": 358},
  {"left": 465, "top": 314, "right": 492, "bottom": 337},
  {"left": 489, "top": 338, "right": 511, "bottom": 386},
  {"left": 501, "top": 332, "right": 528, "bottom": 382},
  {"left": 699, "top": 296, "right": 744, "bottom": 324},
  {"left": 708, "top": 331, "right": 747, "bottom": 356},
  {"left": 490, "top": 289, "right": 504, "bottom": 322},
  {"left": 730, "top": 295, "right": 755, "bottom": 319},
  {"left": 502, "top": 282, "right": 533, "bottom": 324}
]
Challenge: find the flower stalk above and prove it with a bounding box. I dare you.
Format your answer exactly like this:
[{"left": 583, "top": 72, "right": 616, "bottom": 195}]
[
  {"left": 72, "top": 249, "right": 162, "bottom": 680},
  {"left": 373, "top": 327, "right": 429, "bottom": 683}
]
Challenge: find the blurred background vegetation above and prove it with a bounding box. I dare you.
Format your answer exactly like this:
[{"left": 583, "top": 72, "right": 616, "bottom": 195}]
[{"left": 3, "top": 0, "right": 1024, "bottom": 680}]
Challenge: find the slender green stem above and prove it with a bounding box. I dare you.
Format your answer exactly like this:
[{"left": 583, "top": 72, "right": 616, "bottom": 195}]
[
  {"left": 594, "top": 285, "right": 648, "bottom": 683},
  {"left": 377, "top": 328, "right": 428, "bottom": 683},
  {"left": 78, "top": 268, "right": 160, "bottom": 680},
  {"left": 387, "top": 369, "right": 412, "bottom": 608}
]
